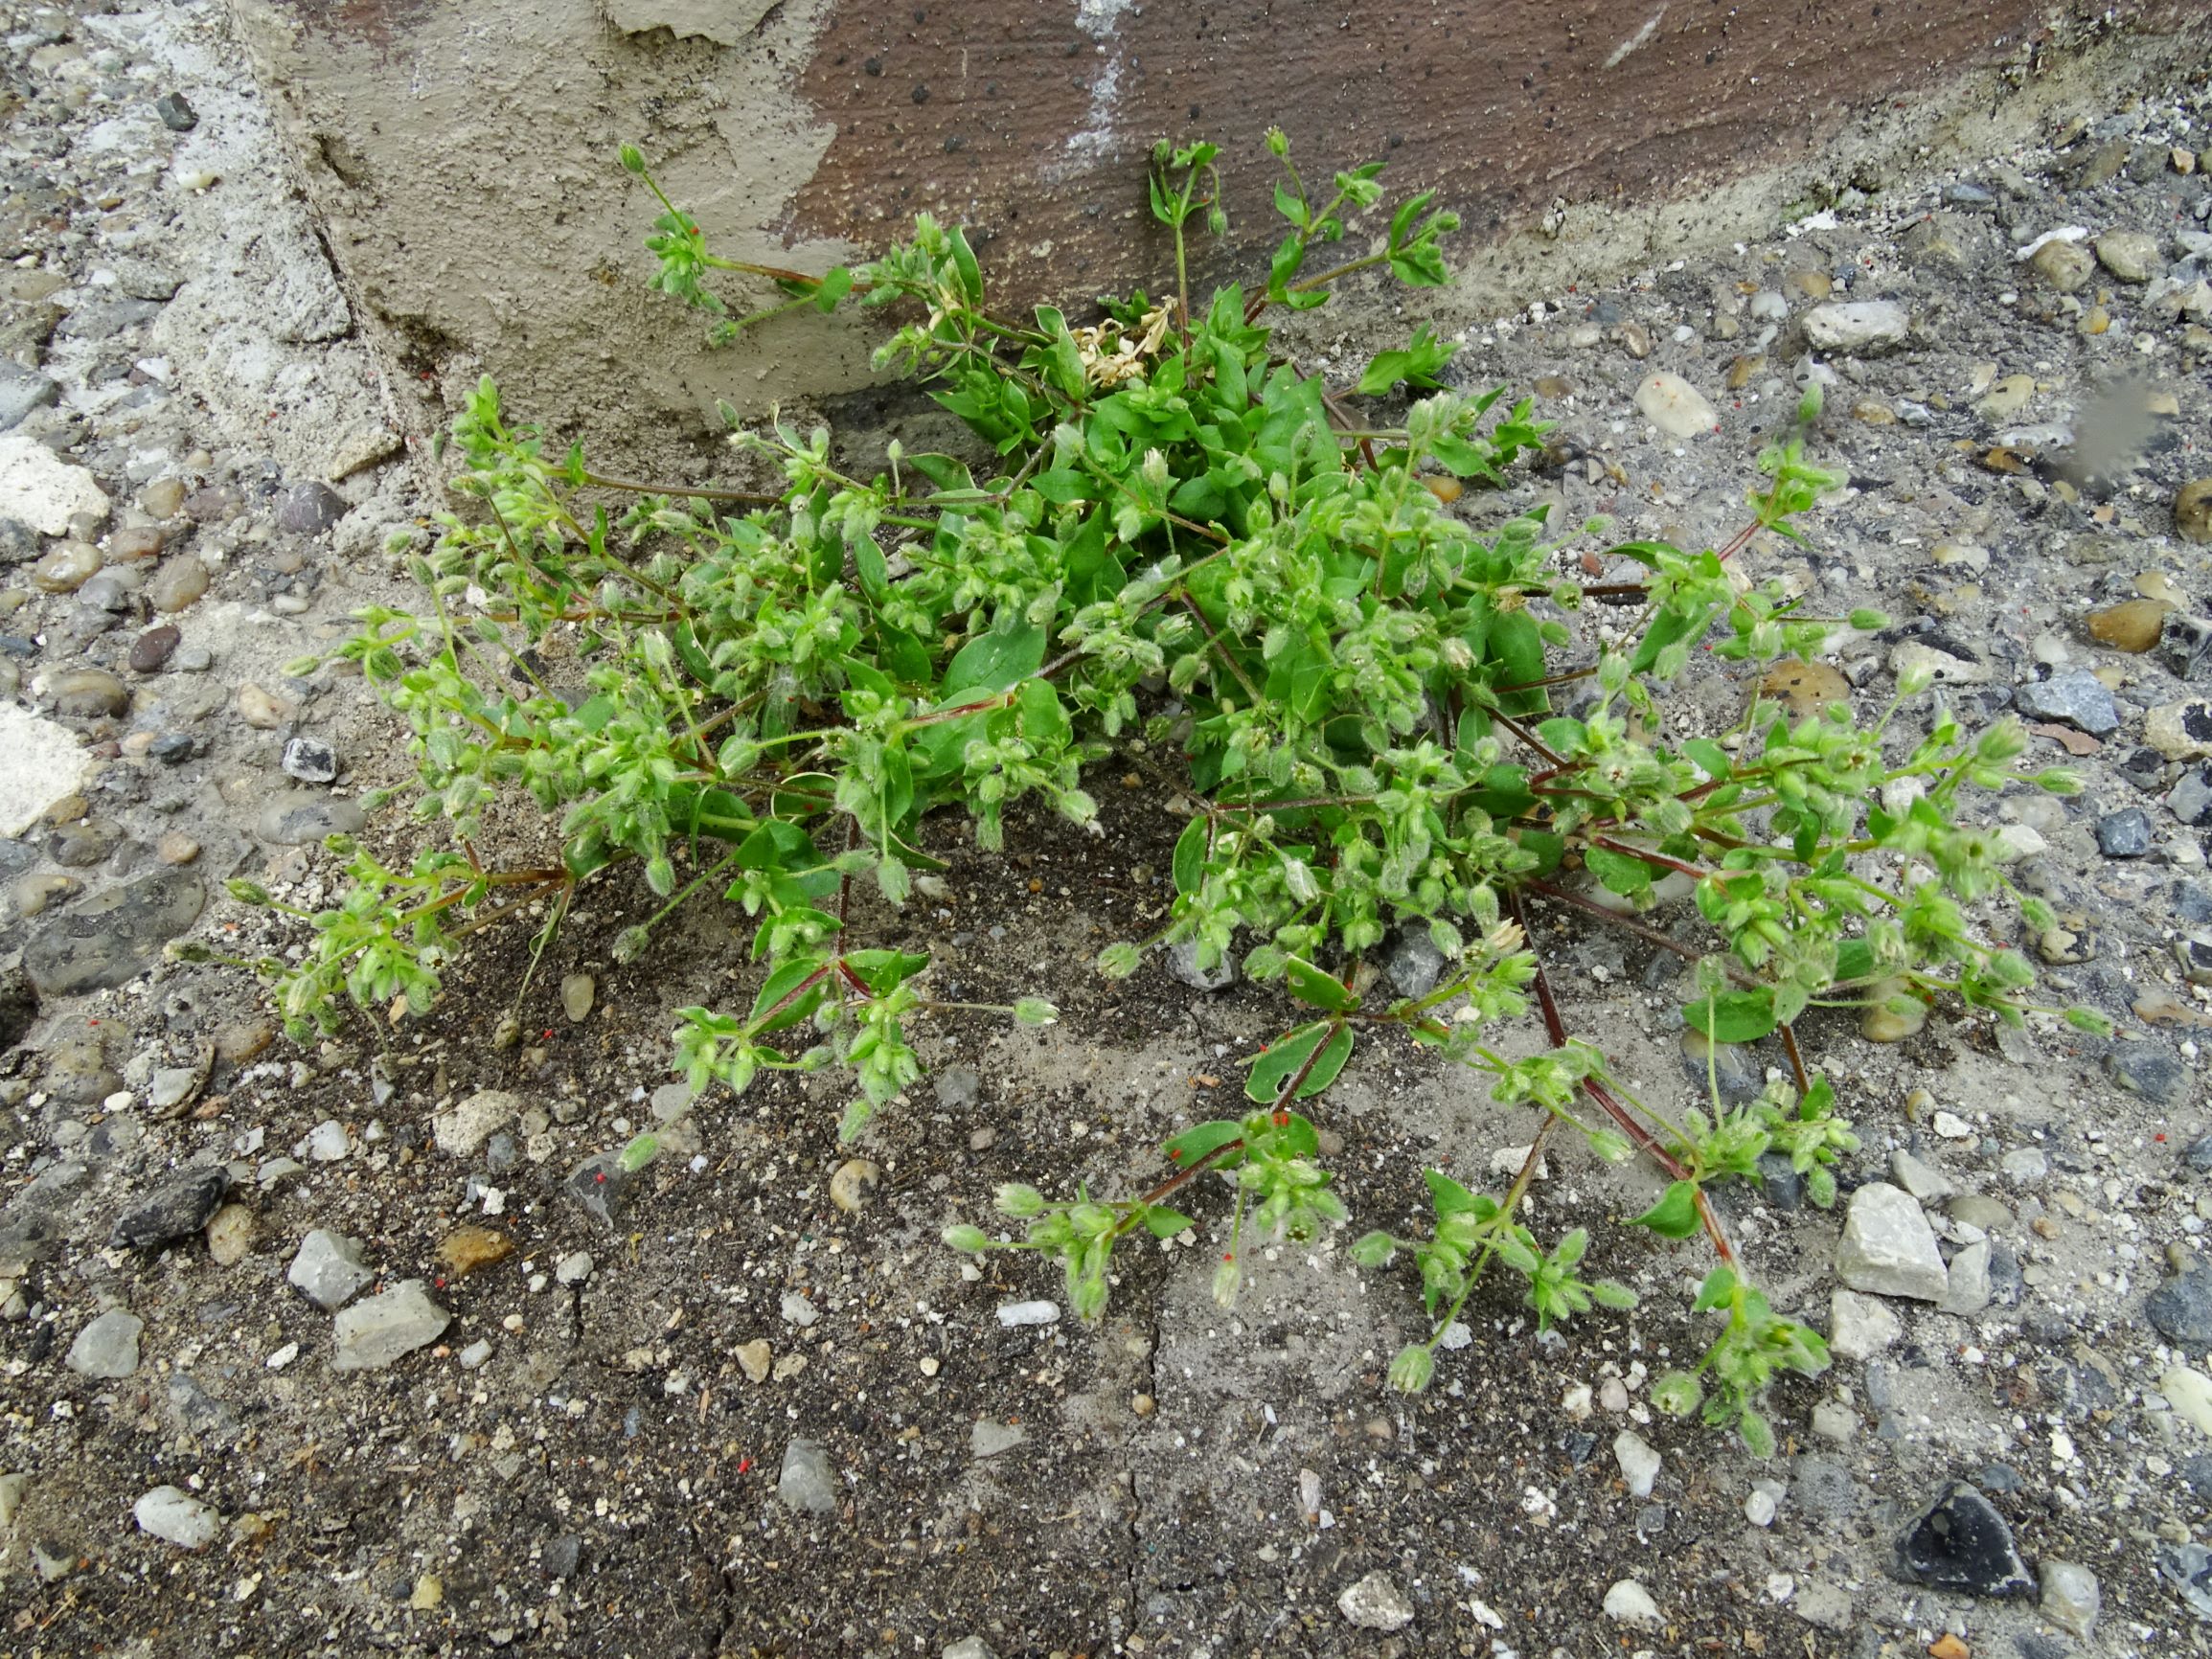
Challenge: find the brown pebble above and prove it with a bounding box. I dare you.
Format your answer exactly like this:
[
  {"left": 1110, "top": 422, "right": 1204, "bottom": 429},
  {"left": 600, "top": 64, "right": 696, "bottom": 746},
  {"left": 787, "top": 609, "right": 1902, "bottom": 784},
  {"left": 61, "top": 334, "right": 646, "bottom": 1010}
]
[
  {"left": 2177, "top": 479, "right": 2212, "bottom": 546},
  {"left": 139, "top": 477, "right": 186, "bottom": 519},
  {"left": 1725, "top": 353, "right": 1764, "bottom": 391},
  {"left": 155, "top": 832, "right": 201, "bottom": 866},
  {"left": 107, "top": 525, "right": 165, "bottom": 561},
  {"left": 2086, "top": 598, "right": 2168, "bottom": 653},
  {"left": 129, "top": 624, "right": 181, "bottom": 673},
  {"left": 214, "top": 1022, "right": 275, "bottom": 1064},
  {"left": 434, "top": 1225, "right": 515, "bottom": 1279}
]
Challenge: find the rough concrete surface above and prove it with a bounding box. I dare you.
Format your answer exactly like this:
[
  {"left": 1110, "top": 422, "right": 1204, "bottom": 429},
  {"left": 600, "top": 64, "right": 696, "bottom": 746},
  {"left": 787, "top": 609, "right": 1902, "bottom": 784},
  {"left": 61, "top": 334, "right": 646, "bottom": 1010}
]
[
  {"left": 10, "top": 0, "right": 2212, "bottom": 1655},
  {"left": 224, "top": 0, "right": 2210, "bottom": 478}
]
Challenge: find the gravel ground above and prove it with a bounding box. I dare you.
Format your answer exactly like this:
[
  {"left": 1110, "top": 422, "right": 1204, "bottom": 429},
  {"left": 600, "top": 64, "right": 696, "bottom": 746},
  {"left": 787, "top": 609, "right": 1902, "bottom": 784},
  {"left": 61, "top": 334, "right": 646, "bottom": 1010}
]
[{"left": 6, "top": 5, "right": 2212, "bottom": 1657}]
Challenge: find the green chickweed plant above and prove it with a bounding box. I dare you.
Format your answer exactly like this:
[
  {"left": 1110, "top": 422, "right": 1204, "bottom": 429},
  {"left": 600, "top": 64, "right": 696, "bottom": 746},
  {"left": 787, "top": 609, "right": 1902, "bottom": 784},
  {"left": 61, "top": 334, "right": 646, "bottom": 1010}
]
[{"left": 231, "top": 133, "right": 2111, "bottom": 1454}]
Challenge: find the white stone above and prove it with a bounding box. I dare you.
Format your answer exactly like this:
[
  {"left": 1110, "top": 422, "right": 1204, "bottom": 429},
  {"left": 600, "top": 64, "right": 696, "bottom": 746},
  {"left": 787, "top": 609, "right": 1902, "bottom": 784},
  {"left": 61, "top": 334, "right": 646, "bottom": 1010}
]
[
  {"left": 555, "top": 1251, "right": 594, "bottom": 1284},
  {"left": 1612, "top": 1430, "right": 1662, "bottom": 1497},
  {"left": 2039, "top": 1559, "right": 2100, "bottom": 1639},
  {"left": 1338, "top": 1570, "right": 1416, "bottom": 1631},
  {"left": 1829, "top": 1288, "right": 1903, "bottom": 1360},
  {"left": 1633, "top": 372, "right": 1717, "bottom": 439},
  {"left": 287, "top": 1230, "right": 374, "bottom": 1310},
  {"left": 331, "top": 1280, "right": 449, "bottom": 1371},
  {"left": 433, "top": 1089, "right": 519, "bottom": 1158},
  {"left": 1835, "top": 1182, "right": 1949, "bottom": 1302},
  {"left": 265, "top": 1342, "right": 299, "bottom": 1370},
  {"left": 2163, "top": 1366, "right": 2212, "bottom": 1436},
  {"left": 995, "top": 1299, "right": 1060, "bottom": 1328},
  {"left": 0, "top": 433, "right": 109, "bottom": 534},
  {"left": 133, "top": 1485, "right": 217, "bottom": 1548},
  {"left": 942, "top": 1640, "right": 997, "bottom": 1659},
  {"left": 302, "top": 1119, "right": 349, "bottom": 1162},
  {"left": 0, "top": 704, "right": 90, "bottom": 837},
  {"left": 1803, "top": 300, "right": 1912, "bottom": 354},
  {"left": 1939, "top": 1241, "right": 1993, "bottom": 1317},
  {"left": 1930, "top": 1110, "right": 1973, "bottom": 1139},
  {"left": 780, "top": 1291, "right": 820, "bottom": 1328},
  {"left": 1603, "top": 1579, "right": 1662, "bottom": 1626}
]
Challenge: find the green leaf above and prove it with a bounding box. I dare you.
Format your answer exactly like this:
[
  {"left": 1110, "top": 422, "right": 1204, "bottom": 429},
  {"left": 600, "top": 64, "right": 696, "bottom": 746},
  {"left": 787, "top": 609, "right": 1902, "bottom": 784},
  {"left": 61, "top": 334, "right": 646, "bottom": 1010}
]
[
  {"left": 1423, "top": 1168, "right": 1483, "bottom": 1216},
  {"left": 1586, "top": 846, "right": 1654, "bottom": 897},
  {"left": 1282, "top": 955, "right": 1355, "bottom": 1012},
  {"left": 749, "top": 959, "right": 828, "bottom": 1034},
  {"left": 1244, "top": 1020, "right": 1350, "bottom": 1103},
  {"left": 942, "top": 617, "right": 1045, "bottom": 696},
  {"left": 1171, "top": 816, "right": 1209, "bottom": 896},
  {"left": 1631, "top": 1179, "right": 1702, "bottom": 1239},
  {"left": 1487, "top": 609, "right": 1548, "bottom": 715},
  {"left": 1161, "top": 1119, "right": 1245, "bottom": 1170},
  {"left": 1140, "top": 1206, "right": 1196, "bottom": 1239},
  {"left": 1679, "top": 988, "right": 1778, "bottom": 1044}
]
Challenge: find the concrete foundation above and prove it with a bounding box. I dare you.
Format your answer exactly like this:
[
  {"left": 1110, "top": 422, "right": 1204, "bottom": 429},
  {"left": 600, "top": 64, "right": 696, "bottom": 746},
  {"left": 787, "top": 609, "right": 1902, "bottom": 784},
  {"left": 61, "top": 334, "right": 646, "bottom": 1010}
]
[{"left": 229, "top": 0, "right": 2209, "bottom": 474}]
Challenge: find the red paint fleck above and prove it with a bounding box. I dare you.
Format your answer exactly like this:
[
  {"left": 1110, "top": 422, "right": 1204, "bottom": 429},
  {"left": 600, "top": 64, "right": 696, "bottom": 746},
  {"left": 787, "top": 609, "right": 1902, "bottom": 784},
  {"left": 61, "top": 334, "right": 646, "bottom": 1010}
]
[
  {"left": 1168, "top": 1148, "right": 1183, "bottom": 1161},
  {"left": 737, "top": 1456, "right": 752, "bottom": 1474},
  {"left": 1222, "top": 1252, "right": 1235, "bottom": 1262},
  {"left": 1271, "top": 1110, "right": 1289, "bottom": 1127}
]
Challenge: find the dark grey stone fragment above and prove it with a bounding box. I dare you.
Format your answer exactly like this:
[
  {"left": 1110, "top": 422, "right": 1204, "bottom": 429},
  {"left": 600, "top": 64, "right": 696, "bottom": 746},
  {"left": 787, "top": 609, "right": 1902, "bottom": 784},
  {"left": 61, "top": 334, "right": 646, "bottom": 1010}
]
[
  {"left": 1893, "top": 1482, "right": 2033, "bottom": 1597},
  {"left": 110, "top": 1165, "right": 229, "bottom": 1250}
]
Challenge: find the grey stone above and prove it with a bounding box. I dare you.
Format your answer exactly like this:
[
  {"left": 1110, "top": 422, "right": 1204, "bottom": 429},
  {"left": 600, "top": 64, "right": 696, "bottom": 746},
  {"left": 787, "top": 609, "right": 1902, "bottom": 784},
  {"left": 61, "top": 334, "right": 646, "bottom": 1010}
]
[
  {"left": 65, "top": 1309, "right": 144, "bottom": 1378},
  {"left": 25, "top": 872, "right": 204, "bottom": 994},
  {"left": 280, "top": 736, "right": 338, "bottom": 784},
  {"left": 563, "top": 1149, "right": 639, "bottom": 1227},
  {"left": 2096, "top": 807, "right": 2154, "bottom": 857},
  {"left": 1679, "top": 1030, "right": 1761, "bottom": 1104},
  {"left": 2184, "top": 1132, "right": 2212, "bottom": 1173},
  {"left": 331, "top": 1280, "right": 449, "bottom": 1372},
  {"left": 58, "top": 298, "right": 160, "bottom": 342},
  {"left": 543, "top": 1534, "right": 582, "bottom": 1579},
  {"left": 1166, "top": 939, "right": 1235, "bottom": 991},
  {"left": 112, "top": 259, "right": 180, "bottom": 303},
  {"left": 276, "top": 482, "right": 348, "bottom": 535},
  {"left": 776, "top": 1437, "right": 837, "bottom": 1513},
  {"left": 2160, "top": 615, "right": 2212, "bottom": 680},
  {"left": 166, "top": 1373, "right": 239, "bottom": 1447},
  {"left": 2147, "top": 1260, "right": 2212, "bottom": 1347},
  {"left": 1381, "top": 925, "right": 1448, "bottom": 1000},
  {"left": 1835, "top": 1182, "right": 1949, "bottom": 1302},
  {"left": 1829, "top": 1288, "right": 1903, "bottom": 1359},
  {"left": 1889, "top": 1149, "right": 1953, "bottom": 1202},
  {"left": 110, "top": 1165, "right": 228, "bottom": 1250},
  {"left": 969, "top": 1419, "right": 1027, "bottom": 1458},
  {"left": 154, "top": 92, "right": 196, "bottom": 131},
  {"left": 1756, "top": 1150, "right": 1803, "bottom": 1210},
  {"left": 1894, "top": 1482, "right": 2033, "bottom": 1597},
  {"left": 287, "top": 1229, "right": 373, "bottom": 1310},
  {"left": 1802, "top": 300, "right": 1911, "bottom": 354},
  {"left": 2105, "top": 1040, "right": 2186, "bottom": 1104},
  {"left": 2160, "top": 1542, "right": 2212, "bottom": 1621},
  {"left": 2038, "top": 1559, "right": 2100, "bottom": 1639},
  {"left": 434, "top": 1088, "right": 518, "bottom": 1158},
  {"left": 1939, "top": 1240, "right": 1993, "bottom": 1316},
  {"left": 1942, "top": 181, "right": 1995, "bottom": 209},
  {"left": 933, "top": 1066, "right": 981, "bottom": 1109},
  {"left": 2013, "top": 670, "right": 2119, "bottom": 736},
  {"left": 1337, "top": 1570, "right": 1417, "bottom": 1631},
  {"left": 1999, "top": 1147, "right": 2048, "bottom": 1183},
  {"left": 0, "top": 362, "right": 58, "bottom": 433},
  {"left": 2173, "top": 764, "right": 2212, "bottom": 827},
  {"left": 255, "top": 795, "right": 365, "bottom": 846},
  {"left": 133, "top": 1486, "right": 217, "bottom": 1548}
]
